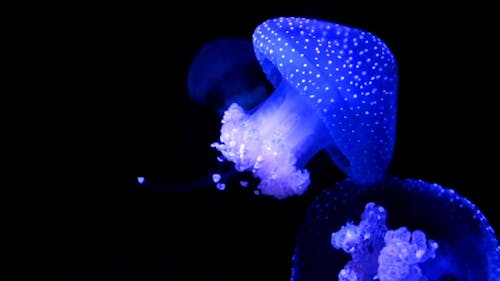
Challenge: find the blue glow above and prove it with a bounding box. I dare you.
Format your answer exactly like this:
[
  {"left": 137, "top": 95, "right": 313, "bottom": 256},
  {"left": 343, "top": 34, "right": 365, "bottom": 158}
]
[
  {"left": 291, "top": 176, "right": 500, "bottom": 281},
  {"left": 216, "top": 182, "right": 226, "bottom": 191},
  {"left": 187, "top": 37, "right": 271, "bottom": 115},
  {"left": 212, "top": 173, "right": 221, "bottom": 183},
  {"left": 137, "top": 176, "right": 145, "bottom": 184},
  {"left": 331, "top": 202, "right": 439, "bottom": 280},
  {"left": 135, "top": 174, "right": 223, "bottom": 192},
  {"left": 212, "top": 17, "right": 398, "bottom": 199}
]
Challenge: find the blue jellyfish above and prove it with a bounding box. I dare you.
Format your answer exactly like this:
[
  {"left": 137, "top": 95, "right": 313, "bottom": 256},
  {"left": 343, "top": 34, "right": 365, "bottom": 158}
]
[
  {"left": 211, "top": 17, "right": 398, "bottom": 199},
  {"left": 291, "top": 175, "right": 500, "bottom": 280},
  {"left": 187, "top": 37, "right": 272, "bottom": 116}
]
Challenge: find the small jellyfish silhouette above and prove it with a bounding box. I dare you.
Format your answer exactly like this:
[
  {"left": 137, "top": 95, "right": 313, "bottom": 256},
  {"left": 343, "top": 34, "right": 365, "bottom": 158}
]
[
  {"left": 187, "top": 37, "right": 272, "bottom": 115},
  {"left": 212, "top": 17, "right": 398, "bottom": 199},
  {"left": 291, "top": 176, "right": 500, "bottom": 281}
]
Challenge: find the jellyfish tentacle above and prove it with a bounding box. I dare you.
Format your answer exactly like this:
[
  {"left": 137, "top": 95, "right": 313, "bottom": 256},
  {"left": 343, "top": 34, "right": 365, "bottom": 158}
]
[
  {"left": 211, "top": 81, "right": 332, "bottom": 199},
  {"left": 331, "top": 202, "right": 439, "bottom": 280},
  {"left": 135, "top": 165, "right": 260, "bottom": 193},
  {"left": 136, "top": 175, "right": 214, "bottom": 192}
]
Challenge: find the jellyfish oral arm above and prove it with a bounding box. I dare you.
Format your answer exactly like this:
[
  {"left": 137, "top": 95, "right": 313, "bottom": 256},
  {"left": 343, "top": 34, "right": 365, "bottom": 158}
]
[
  {"left": 211, "top": 80, "right": 334, "bottom": 199},
  {"left": 331, "top": 202, "right": 438, "bottom": 281}
]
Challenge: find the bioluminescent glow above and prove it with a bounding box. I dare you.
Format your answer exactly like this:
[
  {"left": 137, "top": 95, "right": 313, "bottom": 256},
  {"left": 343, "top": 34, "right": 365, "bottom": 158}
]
[
  {"left": 212, "top": 17, "right": 398, "bottom": 199},
  {"left": 291, "top": 176, "right": 500, "bottom": 281},
  {"left": 137, "top": 176, "right": 145, "bottom": 184},
  {"left": 187, "top": 37, "right": 271, "bottom": 116},
  {"left": 331, "top": 202, "right": 438, "bottom": 280},
  {"left": 135, "top": 173, "right": 229, "bottom": 192}
]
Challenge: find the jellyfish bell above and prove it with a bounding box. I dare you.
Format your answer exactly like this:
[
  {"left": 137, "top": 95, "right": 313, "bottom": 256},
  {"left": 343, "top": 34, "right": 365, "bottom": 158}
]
[
  {"left": 291, "top": 175, "right": 500, "bottom": 281},
  {"left": 212, "top": 17, "right": 398, "bottom": 199},
  {"left": 187, "top": 37, "right": 272, "bottom": 116}
]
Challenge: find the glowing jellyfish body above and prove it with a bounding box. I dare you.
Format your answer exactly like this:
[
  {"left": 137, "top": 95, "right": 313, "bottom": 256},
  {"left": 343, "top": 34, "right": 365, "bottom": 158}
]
[
  {"left": 291, "top": 176, "right": 500, "bottom": 281},
  {"left": 331, "top": 202, "right": 439, "bottom": 281},
  {"left": 187, "top": 37, "right": 271, "bottom": 115},
  {"left": 211, "top": 17, "right": 398, "bottom": 199}
]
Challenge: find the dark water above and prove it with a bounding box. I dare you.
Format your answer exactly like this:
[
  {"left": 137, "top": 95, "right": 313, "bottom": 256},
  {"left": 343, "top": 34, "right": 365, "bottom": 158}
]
[{"left": 6, "top": 1, "right": 498, "bottom": 280}]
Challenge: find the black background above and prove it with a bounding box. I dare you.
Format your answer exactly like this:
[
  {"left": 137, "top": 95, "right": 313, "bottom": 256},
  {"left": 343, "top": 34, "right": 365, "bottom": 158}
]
[{"left": 6, "top": 1, "right": 499, "bottom": 280}]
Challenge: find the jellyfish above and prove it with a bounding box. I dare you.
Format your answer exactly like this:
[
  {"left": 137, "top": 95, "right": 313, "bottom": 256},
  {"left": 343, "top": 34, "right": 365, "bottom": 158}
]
[
  {"left": 187, "top": 37, "right": 272, "bottom": 115},
  {"left": 291, "top": 175, "right": 500, "bottom": 280},
  {"left": 211, "top": 17, "right": 398, "bottom": 199}
]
